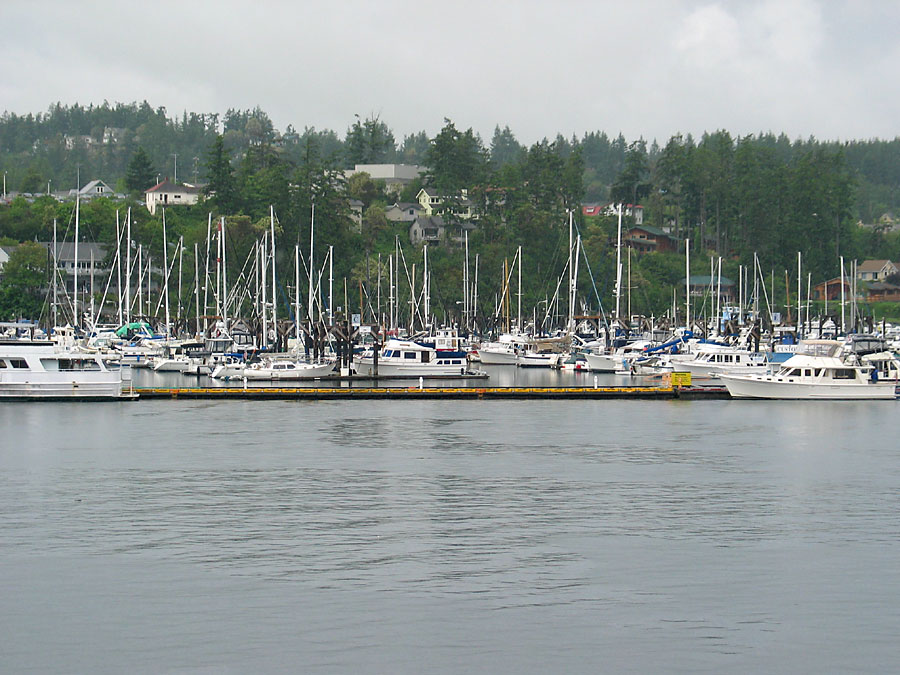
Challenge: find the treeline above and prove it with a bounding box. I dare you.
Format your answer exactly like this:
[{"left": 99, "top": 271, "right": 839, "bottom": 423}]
[
  {"left": 2, "top": 102, "right": 900, "bottom": 324},
  {"left": 2, "top": 101, "right": 899, "bottom": 218}
]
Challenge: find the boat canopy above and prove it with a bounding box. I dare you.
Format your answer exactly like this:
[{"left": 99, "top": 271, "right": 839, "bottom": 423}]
[{"left": 115, "top": 322, "right": 155, "bottom": 338}]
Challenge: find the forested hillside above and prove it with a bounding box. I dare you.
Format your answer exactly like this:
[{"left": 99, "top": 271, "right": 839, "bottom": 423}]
[{"left": 1, "top": 101, "right": 899, "bottom": 325}]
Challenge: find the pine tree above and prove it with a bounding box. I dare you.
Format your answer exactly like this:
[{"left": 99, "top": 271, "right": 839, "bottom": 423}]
[
  {"left": 124, "top": 147, "right": 156, "bottom": 193},
  {"left": 203, "top": 135, "right": 238, "bottom": 213}
]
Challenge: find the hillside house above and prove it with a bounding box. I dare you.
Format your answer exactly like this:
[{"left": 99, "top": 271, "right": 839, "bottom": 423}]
[
  {"left": 416, "top": 187, "right": 476, "bottom": 220},
  {"left": 863, "top": 281, "right": 900, "bottom": 303},
  {"left": 812, "top": 277, "right": 852, "bottom": 302},
  {"left": 409, "top": 215, "right": 476, "bottom": 246},
  {"left": 145, "top": 180, "right": 202, "bottom": 214},
  {"left": 39, "top": 242, "right": 109, "bottom": 294},
  {"left": 684, "top": 275, "right": 736, "bottom": 305},
  {"left": 67, "top": 179, "right": 119, "bottom": 201},
  {"left": 385, "top": 202, "right": 423, "bottom": 224},
  {"left": 624, "top": 225, "right": 678, "bottom": 253},
  {"left": 856, "top": 259, "right": 897, "bottom": 282}
]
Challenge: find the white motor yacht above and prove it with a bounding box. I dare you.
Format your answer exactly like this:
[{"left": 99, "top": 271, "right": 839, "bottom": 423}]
[
  {"left": 0, "top": 340, "right": 130, "bottom": 399},
  {"left": 355, "top": 339, "right": 469, "bottom": 377},
  {"left": 719, "top": 340, "right": 897, "bottom": 399}
]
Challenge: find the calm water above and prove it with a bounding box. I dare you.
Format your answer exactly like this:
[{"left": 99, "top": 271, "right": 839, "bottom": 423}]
[{"left": 2, "top": 395, "right": 899, "bottom": 673}]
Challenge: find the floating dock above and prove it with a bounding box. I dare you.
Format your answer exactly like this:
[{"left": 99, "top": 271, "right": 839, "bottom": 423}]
[{"left": 134, "top": 385, "right": 731, "bottom": 401}]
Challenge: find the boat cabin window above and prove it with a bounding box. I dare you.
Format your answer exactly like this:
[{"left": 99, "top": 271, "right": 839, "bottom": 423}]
[
  {"left": 788, "top": 369, "right": 801, "bottom": 377},
  {"left": 9, "top": 358, "right": 29, "bottom": 369},
  {"left": 44, "top": 358, "right": 102, "bottom": 371},
  {"left": 0, "top": 360, "right": 6, "bottom": 368},
  {"left": 832, "top": 368, "right": 855, "bottom": 380},
  {"left": 804, "top": 369, "right": 812, "bottom": 377},
  {"left": 403, "top": 352, "right": 416, "bottom": 359}
]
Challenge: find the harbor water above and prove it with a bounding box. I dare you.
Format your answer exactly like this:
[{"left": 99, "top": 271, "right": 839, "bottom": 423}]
[{"left": 2, "top": 388, "right": 899, "bottom": 672}]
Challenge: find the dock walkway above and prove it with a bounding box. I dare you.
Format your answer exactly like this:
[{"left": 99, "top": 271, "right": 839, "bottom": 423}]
[{"left": 134, "top": 385, "right": 731, "bottom": 400}]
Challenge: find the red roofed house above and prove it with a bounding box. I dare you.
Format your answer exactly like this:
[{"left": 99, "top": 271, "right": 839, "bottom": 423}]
[{"left": 145, "top": 180, "right": 202, "bottom": 215}]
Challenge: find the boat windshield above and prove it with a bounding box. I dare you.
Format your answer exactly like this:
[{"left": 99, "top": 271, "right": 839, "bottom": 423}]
[{"left": 796, "top": 341, "right": 841, "bottom": 358}]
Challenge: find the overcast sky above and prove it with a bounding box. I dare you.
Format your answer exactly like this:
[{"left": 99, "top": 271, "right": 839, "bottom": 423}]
[{"left": 2, "top": 0, "right": 898, "bottom": 146}]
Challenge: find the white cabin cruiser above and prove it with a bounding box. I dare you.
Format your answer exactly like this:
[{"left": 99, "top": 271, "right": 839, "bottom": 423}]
[
  {"left": 242, "top": 357, "right": 336, "bottom": 380},
  {"left": 719, "top": 340, "right": 897, "bottom": 399},
  {"left": 0, "top": 340, "right": 130, "bottom": 399},
  {"left": 671, "top": 343, "right": 770, "bottom": 378},
  {"left": 355, "top": 339, "right": 469, "bottom": 377}
]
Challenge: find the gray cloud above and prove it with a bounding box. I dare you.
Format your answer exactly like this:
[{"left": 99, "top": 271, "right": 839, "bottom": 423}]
[{"left": 1, "top": 0, "right": 897, "bottom": 144}]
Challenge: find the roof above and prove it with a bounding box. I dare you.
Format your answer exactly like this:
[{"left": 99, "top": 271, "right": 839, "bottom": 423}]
[
  {"left": 626, "top": 225, "right": 673, "bottom": 238},
  {"left": 38, "top": 242, "right": 109, "bottom": 261},
  {"left": 412, "top": 215, "right": 445, "bottom": 228},
  {"left": 146, "top": 180, "right": 201, "bottom": 195},
  {"left": 858, "top": 259, "right": 894, "bottom": 272},
  {"left": 866, "top": 281, "right": 900, "bottom": 291},
  {"left": 78, "top": 179, "right": 114, "bottom": 195}
]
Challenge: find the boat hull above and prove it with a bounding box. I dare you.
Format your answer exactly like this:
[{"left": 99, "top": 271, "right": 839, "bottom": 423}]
[
  {"left": 0, "top": 373, "right": 124, "bottom": 399},
  {"left": 584, "top": 352, "right": 620, "bottom": 373},
  {"left": 243, "top": 362, "right": 336, "bottom": 380},
  {"left": 477, "top": 349, "right": 519, "bottom": 366},
  {"left": 355, "top": 360, "right": 467, "bottom": 377},
  {"left": 720, "top": 374, "right": 897, "bottom": 400}
]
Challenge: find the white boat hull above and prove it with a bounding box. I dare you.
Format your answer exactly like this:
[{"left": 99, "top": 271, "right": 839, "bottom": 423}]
[
  {"left": 243, "top": 362, "right": 336, "bottom": 380},
  {"left": 0, "top": 372, "right": 124, "bottom": 399},
  {"left": 584, "top": 351, "right": 621, "bottom": 373},
  {"left": 516, "top": 353, "right": 561, "bottom": 368},
  {"left": 355, "top": 360, "right": 467, "bottom": 377},
  {"left": 720, "top": 373, "right": 897, "bottom": 400},
  {"left": 478, "top": 349, "right": 519, "bottom": 366}
]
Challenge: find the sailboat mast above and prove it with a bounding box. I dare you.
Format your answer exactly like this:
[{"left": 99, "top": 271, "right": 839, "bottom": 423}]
[
  {"left": 194, "top": 242, "right": 200, "bottom": 336},
  {"left": 517, "top": 245, "right": 522, "bottom": 333},
  {"left": 125, "top": 208, "right": 131, "bottom": 324},
  {"left": 308, "top": 204, "right": 315, "bottom": 325},
  {"left": 328, "top": 244, "right": 334, "bottom": 326},
  {"left": 474, "top": 253, "right": 479, "bottom": 334},
  {"left": 423, "top": 244, "right": 429, "bottom": 328},
  {"left": 52, "top": 219, "right": 58, "bottom": 328},
  {"left": 116, "top": 211, "right": 123, "bottom": 326},
  {"left": 73, "top": 194, "right": 80, "bottom": 327},
  {"left": 261, "top": 235, "right": 268, "bottom": 348},
  {"left": 685, "top": 238, "right": 690, "bottom": 329},
  {"left": 568, "top": 208, "right": 574, "bottom": 331},
  {"left": 204, "top": 212, "right": 211, "bottom": 333},
  {"left": 294, "top": 245, "right": 301, "bottom": 341},
  {"left": 270, "top": 205, "right": 277, "bottom": 344},
  {"left": 137, "top": 245, "right": 142, "bottom": 321},
  {"left": 220, "top": 217, "right": 228, "bottom": 328},
  {"left": 162, "top": 209, "right": 171, "bottom": 338},
  {"left": 614, "top": 203, "right": 623, "bottom": 320}
]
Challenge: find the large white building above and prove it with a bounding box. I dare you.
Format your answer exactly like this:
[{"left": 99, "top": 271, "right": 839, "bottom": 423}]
[{"left": 344, "top": 164, "right": 423, "bottom": 194}]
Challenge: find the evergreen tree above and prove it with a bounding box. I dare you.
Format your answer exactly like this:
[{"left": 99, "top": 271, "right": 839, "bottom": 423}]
[
  {"left": 124, "top": 146, "right": 156, "bottom": 193},
  {"left": 203, "top": 135, "right": 238, "bottom": 213}
]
